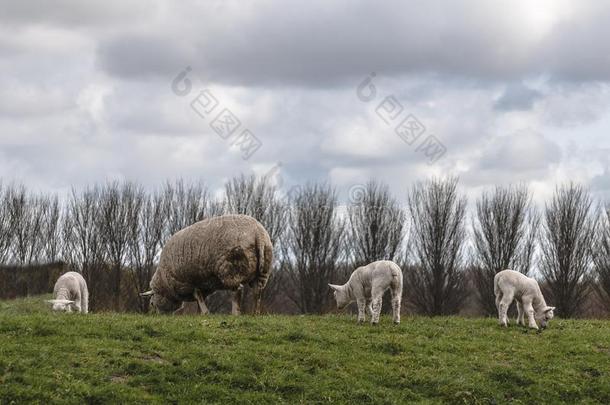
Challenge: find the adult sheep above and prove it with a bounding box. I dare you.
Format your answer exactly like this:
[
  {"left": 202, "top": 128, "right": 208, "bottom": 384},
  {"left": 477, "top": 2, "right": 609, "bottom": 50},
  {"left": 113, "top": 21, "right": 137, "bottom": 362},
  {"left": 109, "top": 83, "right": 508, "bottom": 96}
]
[
  {"left": 140, "top": 214, "right": 273, "bottom": 315},
  {"left": 46, "top": 271, "right": 89, "bottom": 313},
  {"left": 494, "top": 269, "right": 555, "bottom": 330}
]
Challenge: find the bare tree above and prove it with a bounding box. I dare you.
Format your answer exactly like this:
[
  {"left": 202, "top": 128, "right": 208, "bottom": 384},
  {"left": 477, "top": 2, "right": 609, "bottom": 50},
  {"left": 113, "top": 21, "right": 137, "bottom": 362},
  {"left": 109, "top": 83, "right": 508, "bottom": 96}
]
[
  {"left": 592, "top": 205, "right": 610, "bottom": 312},
  {"left": 164, "top": 180, "right": 218, "bottom": 237},
  {"left": 63, "top": 186, "right": 105, "bottom": 310},
  {"left": 472, "top": 185, "right": 540, "bottom": 315},
  {"left": 405, "top": 177, "right": 468, "bottom": 316},
  {"left": 540, "top": 184, "right": 597, "bottom": 318},
  {"left": 0, "top": 184, "right": 15, "bottom": 264},
  {"left": 224, "top": 174, "right": 287, "bottom": 244},
  {"left": 127, "top": 189, "right": 168, "bottom": 312},
  {"left": 9, "top": 186, "right": 47, "bottom": 267},
  {"left": 283, "top": 183, "right": 345, "bottom": 314},
  {"left": 41, "top": 195, "right": 62, "bottom": 264},
  {"left": 223, "top": 174, "right": 288, "bottom": 311},
  {"left": 347, "top": 180, "right": 406, "bottom": 267},
  {"left": 98, "top": 182, "right": 142, "bottom": 311}
]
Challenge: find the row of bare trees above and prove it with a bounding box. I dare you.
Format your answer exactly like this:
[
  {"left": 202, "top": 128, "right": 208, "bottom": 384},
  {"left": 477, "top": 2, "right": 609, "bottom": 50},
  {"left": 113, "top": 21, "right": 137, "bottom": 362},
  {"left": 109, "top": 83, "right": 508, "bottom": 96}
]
[{"left": 0, "top": 177, "right": 609, "bottom": 317}]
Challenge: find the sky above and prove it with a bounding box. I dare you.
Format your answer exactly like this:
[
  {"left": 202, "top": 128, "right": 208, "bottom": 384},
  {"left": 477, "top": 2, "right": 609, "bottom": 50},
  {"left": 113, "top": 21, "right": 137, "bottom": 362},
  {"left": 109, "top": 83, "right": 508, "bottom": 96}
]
[{"left": 1, "top": 0, "right": 609, "bottom": 205}]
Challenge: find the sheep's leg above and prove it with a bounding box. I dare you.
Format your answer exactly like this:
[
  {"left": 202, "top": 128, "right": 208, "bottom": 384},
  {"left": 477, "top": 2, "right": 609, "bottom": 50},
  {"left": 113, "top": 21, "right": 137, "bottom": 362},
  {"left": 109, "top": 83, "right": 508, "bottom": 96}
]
[
  {"left": 498, "top": 293, "right": 513, "bottom": 327},
  {"left": 193, "top": 289, "right": 210, "bottom": 315},
  {"left": 253, "top": 284, "right": 262, "bottom": 315},
  {"left": 173, "top": 302, "right": 188, "bottom": 315},
  {"left": 253, "top": 277, "right": 268, "bottom": 315},
  {"left": 522, "top": 298, "right": 538, "bottom": 330},
  {"left": 390, "top": 288, "right": 401, "bottom": 324},
  {"left": 231, "top": 285, "right": 243, "bottom": 315},
  {"left": 356, "top": 299, "right": 366, "bottom": 323},
  {"left": 516, "top": 301, "right": 524, "bottom": 326}
]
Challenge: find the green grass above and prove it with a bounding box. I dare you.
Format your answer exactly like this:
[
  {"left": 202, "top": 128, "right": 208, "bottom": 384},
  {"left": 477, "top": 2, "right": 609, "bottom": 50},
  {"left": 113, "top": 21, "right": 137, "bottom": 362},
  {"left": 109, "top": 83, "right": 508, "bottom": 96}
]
[{"left": 0, "top": 296, "right": 609, "bottom": 404}]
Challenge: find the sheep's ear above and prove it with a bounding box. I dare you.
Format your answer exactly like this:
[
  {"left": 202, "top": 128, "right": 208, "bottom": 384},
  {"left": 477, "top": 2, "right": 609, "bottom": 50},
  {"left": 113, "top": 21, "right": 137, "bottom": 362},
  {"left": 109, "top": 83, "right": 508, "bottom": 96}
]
[
  {"left": 140, "top": 290, "right": 154, "bottom": 297},
  {"left": 47, "top": 299, "right": 74, "bottom": 305},
  {"left": 546, "top": 306, "right": 555, "bottom": 313},
  {"left": 328, "top": 284, "right": 340, "bottom": 291}
]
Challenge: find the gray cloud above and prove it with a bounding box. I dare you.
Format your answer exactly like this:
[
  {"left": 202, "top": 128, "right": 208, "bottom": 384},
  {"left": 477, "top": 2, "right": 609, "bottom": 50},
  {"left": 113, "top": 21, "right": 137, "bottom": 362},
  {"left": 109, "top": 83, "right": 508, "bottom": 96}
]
[
  {"left": 494, "top": 82, "right": 542, "bottom": 111},
  {"left": 91, "top": 1, "right": 610, "bottom": 86},
  {"left": 0, "top": 0, "right": 609, "bottom": 203}
]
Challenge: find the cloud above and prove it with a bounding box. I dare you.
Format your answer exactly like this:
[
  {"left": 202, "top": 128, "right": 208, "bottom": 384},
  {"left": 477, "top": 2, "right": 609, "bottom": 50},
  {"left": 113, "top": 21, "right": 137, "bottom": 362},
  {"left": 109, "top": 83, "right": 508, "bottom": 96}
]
[
  {"left": 0, "top": 0, "right": 609, "bottom": 205},
  {"left": 462, "top": 130, "right": 563, "bottom": 187},
  {"left": 91, "top": 1, "right": 610, "bottom": 86},
  {"left": 494, "top": 82, "right": 542, "bottom": 111}
]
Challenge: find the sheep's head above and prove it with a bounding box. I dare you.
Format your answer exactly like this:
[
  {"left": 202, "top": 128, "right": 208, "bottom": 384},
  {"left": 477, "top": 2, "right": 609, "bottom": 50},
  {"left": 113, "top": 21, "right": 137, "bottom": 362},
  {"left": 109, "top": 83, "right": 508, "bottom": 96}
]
[
  {"left": 328, "top": 284, "right": 350, "bottom": 309},
  {"left": 139, "top": 290, "right": 180, "bottom": 314},
  {"left": 539, "top": 306, "right": 556, "bottom": 329},
  {"left": 46, "top": 299, "right": 75, "bottom": 312}
]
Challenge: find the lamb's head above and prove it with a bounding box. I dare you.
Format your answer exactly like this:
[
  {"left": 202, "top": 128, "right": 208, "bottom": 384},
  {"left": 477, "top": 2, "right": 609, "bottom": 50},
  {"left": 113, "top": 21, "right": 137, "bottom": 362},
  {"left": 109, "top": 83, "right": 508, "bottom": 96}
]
[
  {"left": 539, "top": 306, "right": 556, "bottom": 329},
  {"left": 46, "top": 299, "right": 75, "bottom": 312},
  {"left": 139, "top": 290, "right": 180, "bottom": 313},
  {"left": 328, "top": 284, "right": 350, "bottom": 309}
]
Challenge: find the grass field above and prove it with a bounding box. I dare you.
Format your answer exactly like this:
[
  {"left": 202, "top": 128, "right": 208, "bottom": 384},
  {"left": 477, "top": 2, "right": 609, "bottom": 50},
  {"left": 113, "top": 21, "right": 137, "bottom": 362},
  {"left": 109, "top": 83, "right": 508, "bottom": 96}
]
[{"left": 0, "top": 296, "right": 609, "bottom": 404}]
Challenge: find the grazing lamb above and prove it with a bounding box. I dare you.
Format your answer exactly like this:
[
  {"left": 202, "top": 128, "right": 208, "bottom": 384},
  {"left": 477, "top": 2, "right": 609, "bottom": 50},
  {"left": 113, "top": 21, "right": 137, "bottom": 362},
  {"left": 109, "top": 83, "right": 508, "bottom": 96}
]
[
  {"left": 494, "top": 269, "right": 555, "bottom": 330},
  {"left": 140, "top": 214, "right": 273, "bottom": 315},
  {"left": 46, "top": 271, "right": 89, "bottom": 313},
  {"left": 329, "top": 260, "right": 403, "bottom": 324}
]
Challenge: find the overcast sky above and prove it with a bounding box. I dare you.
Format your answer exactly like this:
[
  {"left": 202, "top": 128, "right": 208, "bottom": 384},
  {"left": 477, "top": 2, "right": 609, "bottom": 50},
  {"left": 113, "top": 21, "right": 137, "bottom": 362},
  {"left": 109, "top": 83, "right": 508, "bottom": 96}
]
[{"left": 1, "top": 0, "right": 609, "bottom": 204}]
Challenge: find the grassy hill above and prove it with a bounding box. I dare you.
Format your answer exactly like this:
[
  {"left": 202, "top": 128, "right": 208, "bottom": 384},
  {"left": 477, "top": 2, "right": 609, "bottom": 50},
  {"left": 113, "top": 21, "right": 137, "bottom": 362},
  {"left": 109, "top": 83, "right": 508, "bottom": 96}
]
[{"left": 0, "top": 296, "right": 608, "bottom": 404}]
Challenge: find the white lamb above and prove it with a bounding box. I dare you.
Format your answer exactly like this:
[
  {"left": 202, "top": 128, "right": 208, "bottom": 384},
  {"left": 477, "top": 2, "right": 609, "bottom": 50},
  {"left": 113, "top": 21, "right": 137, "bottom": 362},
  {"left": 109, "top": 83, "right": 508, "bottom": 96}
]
[
  {"left": 46, "top": 271, "right": 89, "bottom": 313},
  {"left": 494, "top": 269, "right": 555, "bottom": 330},
  {"left": 329, "top": 260, "right": 403, "bottom": 324}
]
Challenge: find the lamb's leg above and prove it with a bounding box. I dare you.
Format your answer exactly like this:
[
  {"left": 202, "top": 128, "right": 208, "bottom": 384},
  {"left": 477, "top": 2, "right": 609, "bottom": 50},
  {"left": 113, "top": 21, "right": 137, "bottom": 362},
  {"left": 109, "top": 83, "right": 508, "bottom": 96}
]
[
  {"left": 366, "top": 299, "right": 373, "bottom": 318},
  {"left": 73, "top": 292, "right": 81, "bottom": 313},
  {"left": 498, "top": 293, "right": 513, "bottom": 327},
  {"left": 522, "top": 298, "right": 538, "bottom": 330},
  {"left": 193, "top": 289, "right": 210, "bottom": 315},
  {"left": 81, "top": 294, "right": 88, "bottom": 314},
  {"left": 390, "top": 288, "right": 401, "bottom": 324},
  {"left": 81, "top": 284, "right": 89, "bottom": 314},
  {"left": 356, "top": 299, "right": 366, "bottom": 323},
  {"left": 516, "top": 301, "right": 524, "bottom": 326},
  {"left": 495, "top": 292, "right": 502, "bottom": 314},
  {"left": 371, "top": 293, "right": 383, "bottom": 325},
  {"left": 231, "top": 285, "right": 243, "bottom": 315}
]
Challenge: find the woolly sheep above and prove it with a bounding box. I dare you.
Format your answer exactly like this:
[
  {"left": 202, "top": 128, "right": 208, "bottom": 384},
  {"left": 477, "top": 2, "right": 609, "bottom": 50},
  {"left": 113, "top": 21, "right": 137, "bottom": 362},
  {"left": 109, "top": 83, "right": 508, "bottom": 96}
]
[
  {"left": 140, "top": 214, "right": 273, "bottom": 315},
  {"left": 494, "top": 269, "right": 555, "bottom": 330},
  {"left": 46, "top": 271, "right": 89, "bottom": 313},
  {"left": 329, "top": 260, "right": 403, "bottom": 324}
]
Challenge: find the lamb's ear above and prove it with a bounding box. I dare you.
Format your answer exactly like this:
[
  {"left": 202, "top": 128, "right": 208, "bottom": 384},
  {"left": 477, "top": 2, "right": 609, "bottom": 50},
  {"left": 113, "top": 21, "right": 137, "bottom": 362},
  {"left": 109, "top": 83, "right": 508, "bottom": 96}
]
[
  {"left": 140, "top": 290, "right": 154, "bottom": 297},
  {"left": 47, "top": 299, "right": 74, "bottom": 305},
  {"left": 546, "top": 306, "right": 556, "bottom": 313},
  {"left": 328, "top": 284, "right": 340, "bottom": 291}
]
